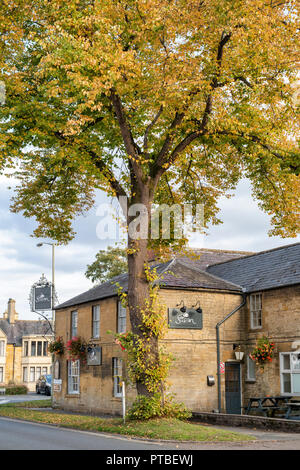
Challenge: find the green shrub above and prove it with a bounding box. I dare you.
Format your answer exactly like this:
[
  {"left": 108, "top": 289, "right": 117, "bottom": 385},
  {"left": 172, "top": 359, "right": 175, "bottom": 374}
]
[
  {"left": 127, "top": 393, "right": 192, "bottom": 421},
  {"left": 5, "top": 385, "right": 28, "bottom": 395}
]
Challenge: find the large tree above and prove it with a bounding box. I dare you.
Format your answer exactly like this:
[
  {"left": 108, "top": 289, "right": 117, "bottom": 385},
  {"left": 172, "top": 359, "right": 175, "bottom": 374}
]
[{"left": 1, "top": 0, "right": 299, "bottom": 398}]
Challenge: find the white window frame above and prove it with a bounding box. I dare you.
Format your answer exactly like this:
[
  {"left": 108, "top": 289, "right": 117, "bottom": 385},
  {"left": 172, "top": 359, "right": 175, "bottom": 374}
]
[
  {"left": 0, "top": 340, "right": 5, "bottom": 356},
  {"left": 71, "top": 311, "right": 78, "bottom": 338},
  {"left": 113, "top": 357, "right": 123, "bottom": 397},
  {"left": 250, "top": 293, "right": 262, "bottom": 329},
  {"left": 0, "top": 367, "right": 3, "bottom": 383},
  {"left": 247, "top": 355, "right": 256, "bottom": 382},
  {"left": 92, "top": 305, "right": 100, "bottom": 338},
  {"left": 31, "top": 341, "right": 36, "bottom": 356},
  {"left": 30, "top": 367, "right": 35, "bottom": 382},
  {"left": 42, "top": 367, "right": 47, "bottom": 375},
  {"left": 280, "top": 352, "right": 300, "bottom": 396},
  {"left": 23, "top": 367, "right": 28, "bottom": 382},
  {"left": 68, "top": 360, "right": 80, "bottom": 395},
  {"left": 117, "top": 301, "right": 126, "bottom": 334},
  {"left": 23, "top": 340, "right": 28, "bottom": 357},
  {"left": 36, "top": 367, "right": 41, "bottom": 380}
]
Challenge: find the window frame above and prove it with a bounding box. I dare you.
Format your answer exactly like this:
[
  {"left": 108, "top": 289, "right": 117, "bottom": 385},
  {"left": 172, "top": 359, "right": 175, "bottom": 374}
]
[
  {"left": 0, "top": 366, "right": 3, "bottom": 383},
  {"left": 113, "top": 357, "right": 123, "bottom": 398},
  {"left": 0, "top": 340, "right": 5, "bottom": 357},
  {"left": 280, "top": 352, "right": 300, "bottom": 396},
  {"left": 250, "top": 293, "right": 262, "bottom": 330},
  {"left": 30, "top": 367, "right": 35, "bottom": 382},
  {"left": 68, "top": 360, "right": 80, "bottom": 395},
  {"left": 117, "top": 301, "right": 127, "bottom": 334},
  {"left": 71, "top": 311, "right": 78, "bottom": 338},
  {"left": 37, "top": 341, "right": 42, "bottom": 356},
  {"left": 246, "top": 355, "right": 256, "bottom": 382},
  {"left": 23, "top": 366, "right": 28, "bottom": 382},
  {"left": 31, "top": 341, "right": 36, "bottom": 356},
  {"left": 92, "top": 305, "right": 100, "bottom": 339}
]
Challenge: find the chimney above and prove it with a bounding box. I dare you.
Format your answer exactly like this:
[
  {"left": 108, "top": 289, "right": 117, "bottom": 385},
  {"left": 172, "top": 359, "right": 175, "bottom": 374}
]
[{"left": 7, "top": 299, "right": 18, "bottom": 324}]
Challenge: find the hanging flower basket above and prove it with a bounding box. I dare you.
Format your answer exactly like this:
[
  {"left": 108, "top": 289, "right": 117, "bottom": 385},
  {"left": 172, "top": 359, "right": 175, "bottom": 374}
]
[
  {"left": 49, "top": 336, "right": 65, "bottom": 356},
  {"left": 249, "top": 336, "right": 275, "bottom": 370},
  {"left": 114, "top": 332, "right": 134, "bottom": 351},
  {"left": 66, "top": 336, "right": 87, "bottom": 362}
]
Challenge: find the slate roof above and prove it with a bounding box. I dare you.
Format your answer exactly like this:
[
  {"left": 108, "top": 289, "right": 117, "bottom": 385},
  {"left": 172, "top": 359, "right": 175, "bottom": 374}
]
[
  {"left": 207, "top": 242, "right": 300, "bottom": 293},
  {"left": 55, "top": 243, "right": 300, "bottom": 310},
  {"left": 55, "top": 257, "right": 243, "bottom": 310},
  {"left": 0, "top": 319, "right": 52, "bottom": 346}
]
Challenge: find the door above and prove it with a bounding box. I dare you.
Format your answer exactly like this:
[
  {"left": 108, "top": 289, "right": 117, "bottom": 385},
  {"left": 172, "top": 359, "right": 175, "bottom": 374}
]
[{"left": 225, "top": 362, "right": 241, "bottom": 414}]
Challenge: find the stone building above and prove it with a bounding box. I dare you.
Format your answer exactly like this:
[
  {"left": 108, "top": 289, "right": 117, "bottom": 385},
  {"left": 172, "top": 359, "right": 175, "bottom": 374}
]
[
  {"left": 0, "top": 299, "right": 54, "bottom": 391},
  {"left": 53, "top": 243, "right": 300, "bottom": 415}
]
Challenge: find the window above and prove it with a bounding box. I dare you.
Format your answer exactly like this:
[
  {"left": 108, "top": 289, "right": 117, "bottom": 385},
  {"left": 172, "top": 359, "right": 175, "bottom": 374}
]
[
  {"left": 30, "top": 367, "right": 35, "bottom": 382},
  {"left": 247, "top": 355, "right": 256, "bottom": 381},
  {"left": 280, "top": 352, "right": 300, "bottom": 395},
  {"left": 113, "top": 357, "right": 123, "bottom": 397},
  {"left": 37, "top": 341, "right": 42, "bottom": 356},
  {"left": 23, "top": 367, "right": 28, "bottom": 382},
  {"left": 0, "top": 367, "right": 3, "bottom": 383},
  {"left": 42, "top": 367, "right": 47, "bottom": 375},
  {"left": 250, "top": 293, "right": 262, "bottom": 329},
  {"left": 23, "top": 341, "right": 28, "bottom": 357},
  {"left": 36, "top": 367, "right": 41, "bottom": 380},
  {"left": 71, "top": 311, "right": 78, "bottom": 338},
  {"left": 117, "top": 301, "right": 126, "bottom": 334},
  {"left": 92, "top": 305, "right": 100, "bottom": 338},
  {"left": 68, "top": 360, "right": 80, "bottom": 394},
  {"left": 0, "top": 340, "right": 5, "bottom": 356},
  {"left": 43, "top": 341, "right": 48, "bottom": 356},
  {"left": 31, "top": 341, "right": 36, "bottom": 356}
]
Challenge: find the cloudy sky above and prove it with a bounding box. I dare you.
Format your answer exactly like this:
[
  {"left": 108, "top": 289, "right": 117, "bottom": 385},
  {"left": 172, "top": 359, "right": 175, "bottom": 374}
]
[{"left": 0, "top": 174, "right": 299, "bottom": 320}]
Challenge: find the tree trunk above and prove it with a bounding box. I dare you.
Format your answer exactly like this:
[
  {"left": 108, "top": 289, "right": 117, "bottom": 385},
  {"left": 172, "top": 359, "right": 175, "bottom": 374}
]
[{"left": 126, "top": 185, "right": 159, "bottom": 397}]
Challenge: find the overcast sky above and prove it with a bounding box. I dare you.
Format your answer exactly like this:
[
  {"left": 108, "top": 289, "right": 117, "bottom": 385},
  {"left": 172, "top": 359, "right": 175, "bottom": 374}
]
[{"left": 0, "top": 174, "right": 299, "bottom": 320}]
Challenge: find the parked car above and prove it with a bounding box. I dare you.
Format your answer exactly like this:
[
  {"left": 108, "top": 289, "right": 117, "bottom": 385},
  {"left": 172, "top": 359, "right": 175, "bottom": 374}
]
[{"left": 36, "top": 374, "right": 52, "bottom": 396}]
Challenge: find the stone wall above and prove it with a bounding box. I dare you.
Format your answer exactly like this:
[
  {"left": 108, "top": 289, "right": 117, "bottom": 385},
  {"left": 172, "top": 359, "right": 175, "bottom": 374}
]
[{"left": 242, "top": 285, "right": 300, "bottom": 405}]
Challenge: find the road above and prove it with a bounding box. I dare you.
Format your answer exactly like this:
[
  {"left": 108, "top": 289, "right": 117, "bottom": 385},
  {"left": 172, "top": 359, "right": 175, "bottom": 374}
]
[
  {"left": 0, "top": 416, "right": 178, "bottom": 450},
  {"left": 2, "top": 415, "right": 300, "bottom": 451}
]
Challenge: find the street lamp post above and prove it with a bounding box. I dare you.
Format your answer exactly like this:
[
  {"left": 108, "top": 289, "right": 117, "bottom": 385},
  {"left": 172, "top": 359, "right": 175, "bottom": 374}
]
[{"left": 36, "top": 242, "right": 56, "bottom": 333}]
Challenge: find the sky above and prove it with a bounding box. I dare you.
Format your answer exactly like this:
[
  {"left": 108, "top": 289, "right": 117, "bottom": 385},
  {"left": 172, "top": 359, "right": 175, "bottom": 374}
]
[{"left": 0, "top": 174, "right": 299, "bottom": 320}]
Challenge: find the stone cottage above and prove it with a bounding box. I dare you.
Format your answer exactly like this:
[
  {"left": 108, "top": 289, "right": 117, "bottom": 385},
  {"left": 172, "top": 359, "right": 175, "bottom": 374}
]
[
  {"left": 0, "top": 299, "right": 54, "bottom": 392},
  {"left": 53, "top": 242, "right": 300, "bottom": 415}
]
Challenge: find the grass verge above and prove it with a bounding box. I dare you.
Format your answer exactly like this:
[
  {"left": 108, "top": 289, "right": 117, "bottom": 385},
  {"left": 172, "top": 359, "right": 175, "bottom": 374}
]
[{"left": 0, "top": 401, "right": 255, "bottom": 442}]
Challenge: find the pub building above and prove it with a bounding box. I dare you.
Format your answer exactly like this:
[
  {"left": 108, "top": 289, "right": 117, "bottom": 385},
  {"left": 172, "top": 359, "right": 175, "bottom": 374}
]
[{"left": 53, "top": 243, "right": 300, "bottom": 416}]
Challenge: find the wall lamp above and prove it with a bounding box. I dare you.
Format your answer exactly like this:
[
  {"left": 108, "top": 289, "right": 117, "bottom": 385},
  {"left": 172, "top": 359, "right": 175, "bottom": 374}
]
[
  {"left": 176, "top": 300, "right": 186, "bottom": 313},
  {"left": 192, "top": 300, "right": 203, "bottom": 314}
]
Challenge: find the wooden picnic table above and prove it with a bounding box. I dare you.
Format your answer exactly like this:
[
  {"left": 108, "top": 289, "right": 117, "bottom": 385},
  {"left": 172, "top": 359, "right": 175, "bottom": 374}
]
[{"left": 244, "top": 396, "right": 297, "bottom": 418}]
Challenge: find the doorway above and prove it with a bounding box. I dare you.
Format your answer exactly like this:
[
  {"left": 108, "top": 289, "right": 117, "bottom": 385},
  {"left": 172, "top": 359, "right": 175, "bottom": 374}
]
[{"left": 225, "top": 362, "right": 241, "bottom": 414}]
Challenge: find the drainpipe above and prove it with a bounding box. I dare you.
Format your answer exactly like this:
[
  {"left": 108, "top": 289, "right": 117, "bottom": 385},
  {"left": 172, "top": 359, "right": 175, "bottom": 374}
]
[{"left": 216, "top": 293, "right": 247, "bottom": 413}]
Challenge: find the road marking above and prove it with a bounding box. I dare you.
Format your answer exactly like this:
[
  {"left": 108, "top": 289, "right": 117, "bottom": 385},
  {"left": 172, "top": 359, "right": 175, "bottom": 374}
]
[{"left": 0, "top": 400, "right": 9, "bottom": 405}]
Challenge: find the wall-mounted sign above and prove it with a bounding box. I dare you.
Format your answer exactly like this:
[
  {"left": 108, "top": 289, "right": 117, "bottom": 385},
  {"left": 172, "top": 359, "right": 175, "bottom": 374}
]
[
  {"left": 87, "top": 346, "right": 102, "bottom": 366},
  {"left": 53, "top": 383, "right": 61, "bottom": 392},
  {"left": 219, "top": 362, "right": 225, "bottom": 374},
  {"left": 168, "top": 308, "right": 203, "bottom": 329}
]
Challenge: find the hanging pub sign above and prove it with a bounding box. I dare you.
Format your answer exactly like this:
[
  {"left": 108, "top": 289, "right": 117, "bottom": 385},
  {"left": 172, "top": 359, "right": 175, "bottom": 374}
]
[
  {"left": 30, "top": 274, "right": 53, "bottom": 312},
  {"left": 168, "top": 307, "right": 203, "bottom": 329},
  {"left": 87, "top": 346, "right": 102, "bottom": 366}
]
